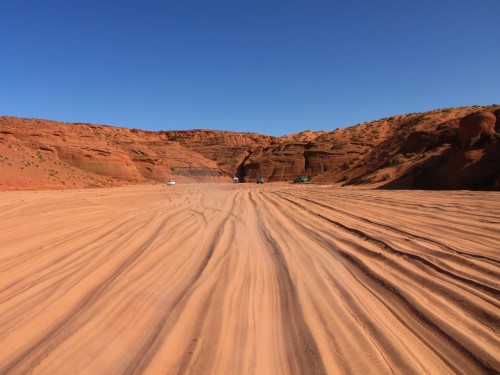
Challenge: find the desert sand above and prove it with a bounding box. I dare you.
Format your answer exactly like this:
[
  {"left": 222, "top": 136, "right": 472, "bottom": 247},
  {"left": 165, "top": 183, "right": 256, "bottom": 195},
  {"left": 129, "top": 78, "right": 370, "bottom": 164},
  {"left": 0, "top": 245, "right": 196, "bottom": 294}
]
[{"left": 0, "top": 184, "right": 499, "bottom": 374}]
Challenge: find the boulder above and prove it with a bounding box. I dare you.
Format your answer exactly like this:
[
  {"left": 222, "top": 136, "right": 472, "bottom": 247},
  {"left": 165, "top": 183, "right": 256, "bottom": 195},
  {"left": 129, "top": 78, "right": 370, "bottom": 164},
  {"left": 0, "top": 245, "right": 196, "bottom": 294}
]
[
  {"left": 458, "top": 111, "right": 496, "bottom": 142},
  {"left": 400, "top": 131, "right": 440, "bottom": 154}
]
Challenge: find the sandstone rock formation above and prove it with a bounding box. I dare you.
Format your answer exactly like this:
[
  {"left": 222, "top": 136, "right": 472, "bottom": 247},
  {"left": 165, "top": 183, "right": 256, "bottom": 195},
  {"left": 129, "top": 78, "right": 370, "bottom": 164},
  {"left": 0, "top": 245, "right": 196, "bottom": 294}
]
[
  {"left": 0, "top": 118, "right": 223, "bottom": 189},
  {"left": 458, "top": 111, "right": 496, "bottom": 145},
  {"left": 1, "top": 104, "right": 499, "bottom": 190},
  {"left": 164, "top": 130, "right": 274, "bottom": 177},
  {"left": 494, "top": 108, "right": 500, "bottom": 132}
]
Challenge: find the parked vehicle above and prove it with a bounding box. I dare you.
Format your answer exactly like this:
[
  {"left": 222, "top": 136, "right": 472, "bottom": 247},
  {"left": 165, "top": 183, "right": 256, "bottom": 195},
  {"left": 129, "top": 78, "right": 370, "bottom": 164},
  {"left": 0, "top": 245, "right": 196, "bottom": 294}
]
[
  {"left": 257, "top": 176, "right": 264, "bottom": 184},
  {"left": 294, "top": 175, "right": 309, "bottom": 183},
  {"left": 166, "top": 179, "right": 176, "bottom": 185},
  {"left": 233, "top": 177, "right": 239, "bottom": 183}
]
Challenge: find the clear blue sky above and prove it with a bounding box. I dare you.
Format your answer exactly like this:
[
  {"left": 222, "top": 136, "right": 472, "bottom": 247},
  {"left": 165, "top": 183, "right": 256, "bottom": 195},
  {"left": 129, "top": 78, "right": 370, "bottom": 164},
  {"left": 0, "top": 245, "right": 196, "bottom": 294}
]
[{"left": 1, "top": 0, "right": 499, "bottom": 136}]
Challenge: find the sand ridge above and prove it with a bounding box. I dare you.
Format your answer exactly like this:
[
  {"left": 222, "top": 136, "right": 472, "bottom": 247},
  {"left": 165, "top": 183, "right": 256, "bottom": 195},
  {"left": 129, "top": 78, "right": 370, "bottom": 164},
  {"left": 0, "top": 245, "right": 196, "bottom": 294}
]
[{"left": 0, "top": 184, "right": 499, "bottom": 374}]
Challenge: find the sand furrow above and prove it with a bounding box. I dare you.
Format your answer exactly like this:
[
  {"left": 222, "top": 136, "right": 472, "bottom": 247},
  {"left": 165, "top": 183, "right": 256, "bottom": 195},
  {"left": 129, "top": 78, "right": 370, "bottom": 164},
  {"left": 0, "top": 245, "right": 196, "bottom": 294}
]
[
  {"left": 274, "top": 191, "right": 500, "bottom": 300},
  {"left": 258, "top": 189, "right": 499, "bottom": 373},
  {"left": 0, "top": 185, "right": 498, "bottom": 374}
]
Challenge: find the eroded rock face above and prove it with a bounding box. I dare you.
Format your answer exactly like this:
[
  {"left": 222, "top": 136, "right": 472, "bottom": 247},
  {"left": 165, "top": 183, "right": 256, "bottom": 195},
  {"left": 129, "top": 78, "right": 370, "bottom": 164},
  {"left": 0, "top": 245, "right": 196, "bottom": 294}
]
[
  {"left": 400, "top": 131, "right": 440, "bottom": 154},
  {"left": 411, "top": 142, "right": 500, "bottom": 190},
  {"left": 0, "top": 117, "right": 231, "bottom": 188},
  {"left": 1, "top": 104, "right": 499, "bottom": 190},
  {"left": 242, "top": 142, "right": 355, "bottom": 182},
  {"left": 168, "top": 130, "right": 274, "bottom": 177},
  {"left": 494, "top": 108, "right": 500, "bottom": 132},
  {"left": 458, "top": 111, "right": 496, "bottom": 142},
  {"left": 55, "top": 145, "right": 143, "bottom": 180},
  {"left": 244, "top": 143, "right": 306, "bottom": 181}
]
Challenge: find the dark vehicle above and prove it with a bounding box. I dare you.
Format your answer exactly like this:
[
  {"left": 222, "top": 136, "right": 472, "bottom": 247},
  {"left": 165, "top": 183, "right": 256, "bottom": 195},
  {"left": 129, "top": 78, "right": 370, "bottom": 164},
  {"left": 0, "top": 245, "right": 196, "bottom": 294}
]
[
  {"left": 257, "top": 176, "right": 264, "bottom": 184},
  {"left": 294, "top": 175, "right": 309, "bottom": 183}
]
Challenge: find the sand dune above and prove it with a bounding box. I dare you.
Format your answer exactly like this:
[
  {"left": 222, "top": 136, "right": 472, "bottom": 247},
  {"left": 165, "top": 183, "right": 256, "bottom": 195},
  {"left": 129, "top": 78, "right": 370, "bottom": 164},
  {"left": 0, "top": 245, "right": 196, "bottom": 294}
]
[{"left": 0, "top": 184, "right": 499, "bottom": 374}]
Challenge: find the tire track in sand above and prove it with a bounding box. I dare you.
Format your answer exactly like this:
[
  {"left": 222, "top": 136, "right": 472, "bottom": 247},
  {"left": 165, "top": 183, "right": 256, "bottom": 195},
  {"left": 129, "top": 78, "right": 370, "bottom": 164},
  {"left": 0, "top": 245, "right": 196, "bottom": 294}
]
[{"left": 0, "top": 185, "right": 498, "bottom": 374}]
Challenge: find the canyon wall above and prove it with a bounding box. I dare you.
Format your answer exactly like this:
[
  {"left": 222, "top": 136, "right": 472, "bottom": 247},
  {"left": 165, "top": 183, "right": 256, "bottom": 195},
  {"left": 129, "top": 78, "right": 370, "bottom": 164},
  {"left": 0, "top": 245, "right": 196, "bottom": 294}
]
[{"left": 1, "top": 104, "right": 499, "bottom": 190}]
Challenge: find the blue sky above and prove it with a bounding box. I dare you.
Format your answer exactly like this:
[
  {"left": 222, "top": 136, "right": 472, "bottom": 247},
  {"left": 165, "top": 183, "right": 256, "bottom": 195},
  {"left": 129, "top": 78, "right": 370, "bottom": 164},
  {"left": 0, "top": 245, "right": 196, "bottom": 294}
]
[{"left": 1, "top": 0, "right": 499, "bottom": 136}]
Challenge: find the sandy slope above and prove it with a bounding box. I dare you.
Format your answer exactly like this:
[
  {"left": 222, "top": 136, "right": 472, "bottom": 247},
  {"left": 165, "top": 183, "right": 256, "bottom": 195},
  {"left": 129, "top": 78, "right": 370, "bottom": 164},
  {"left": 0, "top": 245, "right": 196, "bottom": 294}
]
[{"left": 0, "top": 184, "right": 499, "bottom": 374}]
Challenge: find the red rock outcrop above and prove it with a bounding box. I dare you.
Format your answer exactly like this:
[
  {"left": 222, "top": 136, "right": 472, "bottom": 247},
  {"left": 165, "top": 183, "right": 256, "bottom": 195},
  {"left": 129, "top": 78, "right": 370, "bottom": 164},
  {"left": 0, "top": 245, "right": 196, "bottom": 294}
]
[
  {"left": 458, "top": 111, "right": 496, "bottom": 144},
  {"left": 166, "top": 130, "right": 275, "bottom": 177},
  {"left": 54, "top": 145, "right": 143, "bottom": 180},
  {"left": 239, "top": 105, "right": 499, "bottom": 189},
  {"left": 494, "top": 108, "right": 500, "bottom": 132},
  {"left": 1, "top": 104, "right": 499, "bottom": 190},
  {"left": 0, "top": 117, "right": 224, "bottom": 189}
]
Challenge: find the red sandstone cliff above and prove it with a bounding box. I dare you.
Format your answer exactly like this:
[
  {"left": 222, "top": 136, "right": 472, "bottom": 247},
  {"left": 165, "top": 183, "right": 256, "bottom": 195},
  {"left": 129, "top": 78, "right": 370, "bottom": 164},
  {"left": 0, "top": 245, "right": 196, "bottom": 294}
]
[
  {"left": 0, "top": 118, "right": 224, "bottom": 189},
  {"left": 1, "top": 104, "right": 499, "bottom": 190},
  {"left": 242, "top": 105, "right": 499, "bottom": 190}
]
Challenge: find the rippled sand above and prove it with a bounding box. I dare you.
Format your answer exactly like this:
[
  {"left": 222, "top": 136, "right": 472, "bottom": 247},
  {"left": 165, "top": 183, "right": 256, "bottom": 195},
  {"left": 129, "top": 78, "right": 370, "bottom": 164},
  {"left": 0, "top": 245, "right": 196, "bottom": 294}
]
[{"left": 0, "top": 184, "right": 499, "bottom": 374}]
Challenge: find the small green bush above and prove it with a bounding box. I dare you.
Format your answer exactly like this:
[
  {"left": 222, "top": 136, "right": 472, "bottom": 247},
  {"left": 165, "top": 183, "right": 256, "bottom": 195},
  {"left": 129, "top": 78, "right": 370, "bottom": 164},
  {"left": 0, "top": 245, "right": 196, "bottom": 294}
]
[{"left": 386, "top": 153, "right": 404, "bottom": 166}]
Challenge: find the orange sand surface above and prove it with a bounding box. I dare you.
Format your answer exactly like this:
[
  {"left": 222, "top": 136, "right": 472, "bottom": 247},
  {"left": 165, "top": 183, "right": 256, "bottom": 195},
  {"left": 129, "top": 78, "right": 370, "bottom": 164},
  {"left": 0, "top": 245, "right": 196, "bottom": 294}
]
[{"left": 0, "top": 184, "right": 499, "bottom": 374}]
